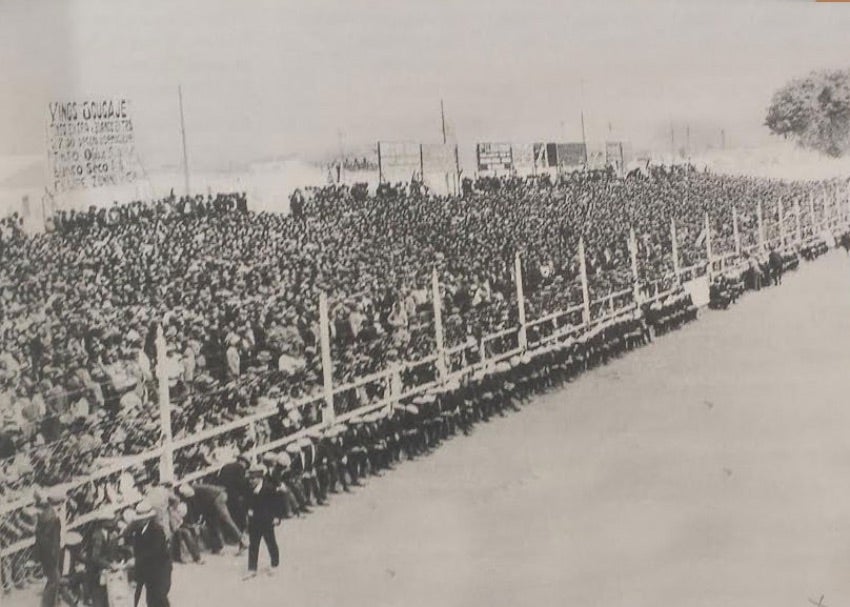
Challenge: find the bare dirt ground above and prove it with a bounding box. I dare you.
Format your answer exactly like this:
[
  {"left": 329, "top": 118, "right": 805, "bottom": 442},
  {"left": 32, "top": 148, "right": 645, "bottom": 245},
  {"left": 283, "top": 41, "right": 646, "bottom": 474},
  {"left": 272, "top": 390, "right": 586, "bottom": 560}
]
[{"left": 13, "top": 251, "right": 850, "bottom": 607}]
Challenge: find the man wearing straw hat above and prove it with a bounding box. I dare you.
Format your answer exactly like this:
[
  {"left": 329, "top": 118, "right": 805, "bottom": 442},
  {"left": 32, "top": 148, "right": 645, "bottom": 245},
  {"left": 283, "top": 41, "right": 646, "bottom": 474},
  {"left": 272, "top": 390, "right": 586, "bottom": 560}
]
[
  {"left": 34, "top": 486, "right": 63, "bottom": 607},
  {"left": 131, "top": 500, "right": 172, "bottom": 607},
  {"left": 85, "top": 509, "right": 118, "bottom": 607},
  {"left": 244, "top": 464, "right": 280, "bottom": 579}
]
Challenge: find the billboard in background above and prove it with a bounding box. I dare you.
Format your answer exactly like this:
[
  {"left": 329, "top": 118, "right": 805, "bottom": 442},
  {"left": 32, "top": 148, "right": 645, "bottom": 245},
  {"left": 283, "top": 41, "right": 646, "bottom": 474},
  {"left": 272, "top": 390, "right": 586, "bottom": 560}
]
[
  {"left": 605, "top": 142, "right": 624, "bottom": 174},
  {"left": 378, "top": 141, "right": 421, "bottom": 183},
  {"left": 556, "top": 143, "right": 587, "bottom": 169},
  {"left": 421, "top": 143, "right": 459, "bottom": 196},
  {"left": 46, "top": 99, "right": 138, "bottom": 193},
  {"left": 586, "top": 142, "right": 607, "bottom": 170},
  {"left": 512, "top": 144, "right": 535, "bottom": 175},
  {"left": 476, "top": 143, "right": 513, "bottom": 174}
]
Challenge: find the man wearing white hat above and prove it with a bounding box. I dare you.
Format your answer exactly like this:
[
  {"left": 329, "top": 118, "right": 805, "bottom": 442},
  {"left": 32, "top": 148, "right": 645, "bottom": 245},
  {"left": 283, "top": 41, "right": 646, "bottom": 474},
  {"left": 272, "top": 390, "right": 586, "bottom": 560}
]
[
  {"left": 131, "top": 500, "right": 172, "bottom": 607},
  {"left": 34, "top": 487, "right": 63, "bottom": 607},
  {"left": 85, "top": 510, "right": 118, "bottom": 607},
  {"left": 245, "top": 464, "right": 280, "bottom": 578}
]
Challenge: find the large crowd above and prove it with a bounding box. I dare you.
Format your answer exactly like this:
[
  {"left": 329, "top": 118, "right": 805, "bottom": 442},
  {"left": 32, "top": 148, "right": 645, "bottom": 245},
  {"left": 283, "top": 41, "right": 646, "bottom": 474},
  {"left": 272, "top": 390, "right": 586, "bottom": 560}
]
[
  {"left": 0, "top": 169, "right": 840, "bottom": 491},
  {"left": 0, "top": 167, "right": 844, "bottom": 586}
]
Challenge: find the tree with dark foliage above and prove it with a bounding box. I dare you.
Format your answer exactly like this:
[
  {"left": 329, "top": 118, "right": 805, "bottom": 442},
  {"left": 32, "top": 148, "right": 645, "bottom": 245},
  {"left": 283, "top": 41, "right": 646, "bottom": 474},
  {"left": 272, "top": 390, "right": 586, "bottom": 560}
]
[{"left": 765, "top": 69, "right": 850, "bottom": 157}]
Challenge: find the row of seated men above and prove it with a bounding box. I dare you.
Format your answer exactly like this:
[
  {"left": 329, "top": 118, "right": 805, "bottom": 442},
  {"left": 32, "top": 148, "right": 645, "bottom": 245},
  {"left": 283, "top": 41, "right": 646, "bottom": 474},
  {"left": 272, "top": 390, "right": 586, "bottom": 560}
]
[
  {"left": 800, "top": 238, "right": 829, "bottom": 261},
  {"left": 710, "top": 247, "right": 805, "bottom": 309},
  {"left": 642, "top": 292, "right": 699, "bottom": 336},
  {"left": 0, "top": 299, "right": 701, "bottom": 592},
  {"left": 243, "top": 309, "right": 677, "bottom": 522}
]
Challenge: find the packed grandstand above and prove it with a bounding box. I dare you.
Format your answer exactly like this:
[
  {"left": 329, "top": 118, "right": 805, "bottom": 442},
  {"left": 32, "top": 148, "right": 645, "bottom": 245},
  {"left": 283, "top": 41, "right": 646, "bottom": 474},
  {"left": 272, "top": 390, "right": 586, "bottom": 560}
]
[{"left": 0, "top": 166, "right": 847, "bottom": 594}]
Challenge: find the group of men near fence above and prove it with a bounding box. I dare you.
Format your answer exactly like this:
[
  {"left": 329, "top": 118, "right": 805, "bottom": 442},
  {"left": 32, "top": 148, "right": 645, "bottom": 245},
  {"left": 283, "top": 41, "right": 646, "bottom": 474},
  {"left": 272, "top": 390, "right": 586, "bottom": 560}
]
[
  {"left": 21, "top": 288, "right": 710, "bottom": 605},
  {"left": 22, "top": 222, "right": 850, "bottom": 605}
]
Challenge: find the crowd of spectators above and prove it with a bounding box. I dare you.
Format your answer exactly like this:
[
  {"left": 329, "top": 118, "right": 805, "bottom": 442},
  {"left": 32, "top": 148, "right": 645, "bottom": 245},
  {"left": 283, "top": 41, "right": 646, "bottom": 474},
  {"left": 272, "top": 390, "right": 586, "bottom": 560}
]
[{"left": 0, "top": 167, "right": 841, "bottom": 515}]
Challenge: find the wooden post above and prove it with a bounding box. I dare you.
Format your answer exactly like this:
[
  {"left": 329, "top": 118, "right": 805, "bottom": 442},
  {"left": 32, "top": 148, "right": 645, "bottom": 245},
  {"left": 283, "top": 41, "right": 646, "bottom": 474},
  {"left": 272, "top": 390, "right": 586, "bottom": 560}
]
[
  {"left": 514, "top": 253, "right": 528, "bottom": 350},
  {"left": 178, "top": 85, "right": 190, "bottom": 197},
  {"left": 704, "top": 213, "right": 713, "bottom": 275},
  {"left": 389, "top": 364, "right": 402, "bottom": 414},
  {"left": 777, "top": 198, "right": 785, "bottom": 247},
  {"left": 795, "top": 197, "right": 802, "bottom": 245},
  {"left": 58, "top": 499, "right": 67, "bottom": 549},
  {"left": 670, "top": 218, "right": 680, "bottom": 283},
  {"left": 578, "top": 237, "right": 591, "bottom": 325},
  {"left": 431, "top": 269, "right": 447, "bottom": 378},
  {"left": 629, "top": 227, "right": 639, "bottom": 302},
  {"left": 247, "top": 420, "right": 258, "bottom": 463},
  {"left": 156, "top": 325, "right": 174, "bottom": 483},
  {"left": 757, "top": 199, "right": 765, "bottom": 248},
  {"left": 844, "top": 183, "right": 850, "bottom": 223},
  {"left": 319, "top": 292, "right": 335, "bottom": 424},
  {"left": 809, "top": 193, "right": 816, "bottom": 235},
  {"left": 732, "top": 207, "right": 741, "bottom": 255}
]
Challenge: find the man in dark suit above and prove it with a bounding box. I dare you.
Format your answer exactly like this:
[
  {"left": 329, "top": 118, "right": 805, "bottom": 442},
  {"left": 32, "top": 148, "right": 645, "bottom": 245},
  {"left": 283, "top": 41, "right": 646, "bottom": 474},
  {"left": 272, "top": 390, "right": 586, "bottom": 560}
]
[
  {"left": 177, "top": 482, "right": 246, "bottom": 553},
  {"left": 245, "top": 465, "right": 281, "bottom": 578},
  {"left": 217, "top": 454, "right": 250, "bottom": 531},
  {"left": 35, "top": 488, "right": 63, "bottom": 607},
  {"left": 85, "top": 510, "right": 118, "bottom": 607},
  {"left": 131, "top": 500, "right": 172, "bottom": 607}
]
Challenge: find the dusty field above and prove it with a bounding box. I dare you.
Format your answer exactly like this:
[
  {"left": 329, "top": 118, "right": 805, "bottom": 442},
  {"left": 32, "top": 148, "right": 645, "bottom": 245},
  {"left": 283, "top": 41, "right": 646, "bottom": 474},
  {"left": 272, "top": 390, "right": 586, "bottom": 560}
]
[{"left": 13, "top": 251, "right": 850, "bottom": 607}]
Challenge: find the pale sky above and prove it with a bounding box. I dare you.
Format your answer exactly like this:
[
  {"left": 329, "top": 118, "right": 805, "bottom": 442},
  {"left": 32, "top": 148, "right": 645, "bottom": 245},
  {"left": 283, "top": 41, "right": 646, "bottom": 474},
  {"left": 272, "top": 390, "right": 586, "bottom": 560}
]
[{"left": 2, "top": 0, "right": 850, "bottom": 171}]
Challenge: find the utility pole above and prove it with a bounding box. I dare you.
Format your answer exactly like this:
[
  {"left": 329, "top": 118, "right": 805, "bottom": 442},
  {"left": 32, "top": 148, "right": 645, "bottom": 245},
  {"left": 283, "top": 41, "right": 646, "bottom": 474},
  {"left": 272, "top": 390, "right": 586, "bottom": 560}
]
[
  {"left": 178, "top": 85, "right": 190, "bottom": 197},
  {"left": 440, "top": 99, "right": 447, "bottom": 144},
  {"left": 580, "top": 79, "right": 588, "bottom": 164},
  {"left": 720, "top": 129, "right": 726, "bottom": 151},
  {"left": 686, "top": 124, "right": 691, "bottom": 158}
]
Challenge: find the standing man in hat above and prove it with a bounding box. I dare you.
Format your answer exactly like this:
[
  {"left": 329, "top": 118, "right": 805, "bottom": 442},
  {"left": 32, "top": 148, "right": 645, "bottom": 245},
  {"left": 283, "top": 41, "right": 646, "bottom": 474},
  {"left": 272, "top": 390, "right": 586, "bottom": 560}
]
[
  {"left": 131, "top": 500, "right": 172, "bottom": 607},
  {"left": 84, "top": 510, "right": 118, "bottom": 607},
  {"left": 244, "top": 465, "right": 280, "bottom": 579},
  {"left": 217, "top": 454, "right": 250, "bottom": 532},
  {"left": 35, "top": 487, "right": 63, "bottom": 607}
]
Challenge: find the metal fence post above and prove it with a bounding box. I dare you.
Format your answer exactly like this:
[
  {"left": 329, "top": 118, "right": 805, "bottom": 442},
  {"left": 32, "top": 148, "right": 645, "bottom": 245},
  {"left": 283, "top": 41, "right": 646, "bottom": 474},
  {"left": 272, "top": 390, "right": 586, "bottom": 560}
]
[
  {"left": 514, "top": 252, "right": 528, "bottom": 350},
  {"left": 578, "top": 237, "right": 591, "bottom": 325},
  {"left": 431, "top": 269, "right": 448, "bottom": 379},
  {"left": 319, "top": 292, "right": 335, "bottom": 424},
  {"left": 156, "top": 325, "right": 174, "bottom": 484}
]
